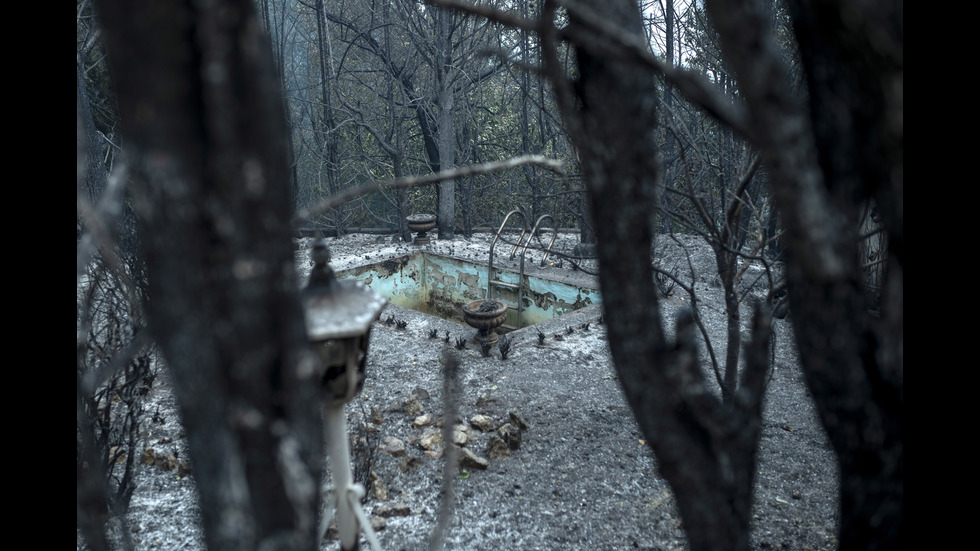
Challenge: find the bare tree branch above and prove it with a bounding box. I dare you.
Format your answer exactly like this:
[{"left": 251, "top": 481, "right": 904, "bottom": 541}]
[
  {"left": 427, "top": 0, "right": 752, "bottom": 137},
  {"left": 294, "top": 154, "right": 566, "bottom": 225}
]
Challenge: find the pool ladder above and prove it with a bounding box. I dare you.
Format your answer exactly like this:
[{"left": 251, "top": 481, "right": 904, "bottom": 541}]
[{"left": 486, "top": 210, "right": 558, "bottom": 331}]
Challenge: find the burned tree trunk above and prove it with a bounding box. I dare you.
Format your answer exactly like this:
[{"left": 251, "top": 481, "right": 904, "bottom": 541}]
[
  {"left": 705, "top": 0, "right": 904, "bottom": 547},
  {"left": 92, "top": 1, "right": 325, "bottom": 549},
  {"left": 541, "top": 1, "right": 771, "bottom": 549}
]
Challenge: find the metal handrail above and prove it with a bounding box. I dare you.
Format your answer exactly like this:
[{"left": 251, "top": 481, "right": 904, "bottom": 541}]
[
  {"left": 488, "top": 211, "right": 558, "bottom": 331},
  {"left": 487, "top": 210, "right": 527, "bottom": 328},
  {"left": 523, "top": 214, "right": 558, "bottom": 266},
  {"left": 487, "top": 209, "right": 527, "bottom": 300}
]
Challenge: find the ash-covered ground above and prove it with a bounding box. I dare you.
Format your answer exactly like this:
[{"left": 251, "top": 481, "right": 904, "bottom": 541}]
[{"left": 87, "top": 232, "right": 839, "bottom": 551}]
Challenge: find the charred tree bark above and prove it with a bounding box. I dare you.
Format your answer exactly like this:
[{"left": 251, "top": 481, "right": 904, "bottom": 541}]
[
  {"left": 578, "top": 181, "right": 597, "bottom": 245},
  {"left": 77, "top": 63, "right": 107, "bottom": 205},
  {"left": 659, "top": 0, "right": 676, "bottom": 235},
  {"left": 541, "top": 1, "right": 770, "bottom": 549},
  {"left": 705, "top": 0, "right": 903, "bottom": 548},
  {"left": 315, "top": 0, "right": 344, "bottom": 237},
  {"left": 259, "top": 0, "right": 300, "bottom": 210},
  {"left": 92, "top": 1, "right": 324, "bottom": 549},
  {"left": 435, "top": 7, "right": 456, "bottom": 239}
]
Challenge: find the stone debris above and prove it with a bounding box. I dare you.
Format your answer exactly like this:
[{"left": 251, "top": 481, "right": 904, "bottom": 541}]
[
  {"left": 141, "top": 447, "right": 159, "bottom": 466},
  {"left": 375, "top": 503, "right": 411, "bottom": 518},
  {"left": 452, "top": 424, "right": 469, "bottom": 446},
  {"left": 369, "top": 470, "right": 388, "bottom": 501},
  {"left": 419, "top": 427, "right": 443, "bottom": 451},
  {"left": 422, "top": 446, "right": 443, "bottom": 459},
  {"left": 469, "top": 414, "right": 495, "bottom": 432},
  {"left": 370, "top": 406, "right": 385, "bottom": 425},
  {"left": 379, "top": 436, "right": 406, "bottom": 457},
  {"left": 497, "top": 423, "right": 522, "bottom": 450},
  {"left": 508, "top": 410, "right": 530, "bottom": 430},
  {"left": 367, "top": 386, "right": 533, "bottom": 518},
  {"left": 424, "top": 448, "right": 443, "bottom": 460},
  {"left": 458, "top": 447, "right": 489, "bottom": 470},
  {"left": 487, "top": 435, "right": 511, "bottom": 460},
  {"left": 402, "top": 396, "right": 424, "bottom": 417},
  {"left": 412, "top": 413, "right": 434, "bottom": 429},
  {"left": 475, "top": 390, "right": 495, "bottom": 406},
  {"left": 141, "top": 446, "right": 190, "bottom": 475}
]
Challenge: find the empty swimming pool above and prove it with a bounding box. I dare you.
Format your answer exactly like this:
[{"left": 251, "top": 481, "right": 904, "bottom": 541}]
[{"left": 338, "top": 253, "right": 601, "bottom": 331}]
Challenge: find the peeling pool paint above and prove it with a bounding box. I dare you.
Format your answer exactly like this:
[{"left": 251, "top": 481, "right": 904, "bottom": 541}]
[{"left": 338, "top": 252, "right": 601, "bottom": 330}]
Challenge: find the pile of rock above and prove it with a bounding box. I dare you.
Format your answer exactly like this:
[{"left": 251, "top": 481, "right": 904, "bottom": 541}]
[{"left": 375, "top": 390, "right": 530, "bottom": 472}]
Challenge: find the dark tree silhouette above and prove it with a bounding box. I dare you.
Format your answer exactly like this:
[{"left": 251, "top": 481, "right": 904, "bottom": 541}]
[
  {"left": 542, "top": 1, "right": 771, "bottom": 548},
  {"left": 706, "top": 2, "right": 903, "bottom": 547},
  {"left": 91, "top": 1, "right": 325, "bottom": 549},
  {"left": 435, "top": 0, "right": 902, "bottom": 549}
]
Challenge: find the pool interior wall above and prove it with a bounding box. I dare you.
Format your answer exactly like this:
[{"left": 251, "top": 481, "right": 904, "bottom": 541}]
[{"left": 338, "top": 252, "right": 601, "bottom": 330}]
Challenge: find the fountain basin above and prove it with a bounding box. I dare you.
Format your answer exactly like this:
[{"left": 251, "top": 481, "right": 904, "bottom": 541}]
[
  {"left": 406, "top": 214, "right": 437, "bottom": 244},
  {"left": 461, "top": 299, "right": 508, "bottom": 344}
]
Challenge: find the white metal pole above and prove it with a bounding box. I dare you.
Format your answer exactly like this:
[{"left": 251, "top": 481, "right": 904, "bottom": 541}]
[{"left": 324, "top": 404, "right": 358, "bottom": 551}]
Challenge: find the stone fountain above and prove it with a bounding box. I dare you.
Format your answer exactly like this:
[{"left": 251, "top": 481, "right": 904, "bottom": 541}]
[
  {"left": 406, "top": 214, "right": 437, "bottom": 245},
  {"left": 461, "top": 299, "right": 508, "bottom": 345}
]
